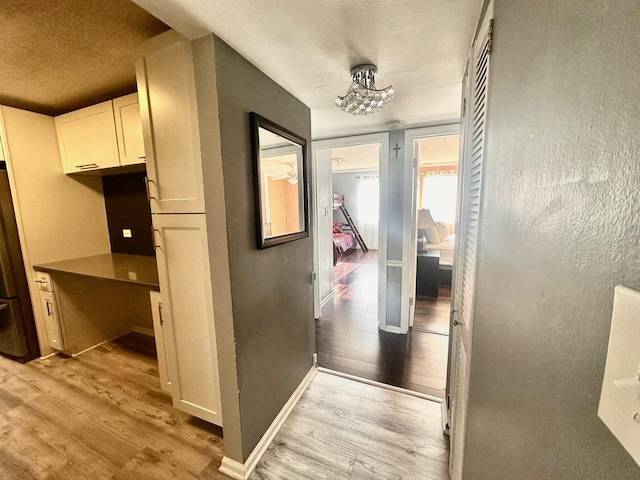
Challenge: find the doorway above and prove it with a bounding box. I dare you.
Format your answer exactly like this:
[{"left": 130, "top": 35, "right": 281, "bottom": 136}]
[
  {"left": 410, "top": 131, "right": 460, "bottom": 338},
  {"left": 313, "top": 132, "right": 452, "bottom": 399}
]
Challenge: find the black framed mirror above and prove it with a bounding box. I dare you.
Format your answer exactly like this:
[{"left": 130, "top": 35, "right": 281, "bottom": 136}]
[{"left": 250, "top": 112, "right": 309, "bottom": 249}]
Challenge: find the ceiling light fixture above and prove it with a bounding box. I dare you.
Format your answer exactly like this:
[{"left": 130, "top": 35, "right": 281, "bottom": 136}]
[{"left": 335, "top": 64, "right": 395, "bottom": 116}]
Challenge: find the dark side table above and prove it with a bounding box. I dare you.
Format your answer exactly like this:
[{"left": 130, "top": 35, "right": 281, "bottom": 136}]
[{"left": 416, "top": 249, "right": 440, "bottom": 298}]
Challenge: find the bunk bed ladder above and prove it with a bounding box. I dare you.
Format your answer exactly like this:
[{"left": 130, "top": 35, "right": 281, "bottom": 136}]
[{"left": 340, "top": 204, "right": 368, "bottom": 252}]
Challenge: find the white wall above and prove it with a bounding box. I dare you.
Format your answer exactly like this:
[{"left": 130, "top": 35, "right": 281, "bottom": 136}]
[
  {"left": 0, "top": 106, "right": 111, "bottom": 356},
  {"left": 332, "top": 169, "right": 378, "bottom": 249},
  {"left": 463, "top": 1, "right": 640, "bottom": 478}
]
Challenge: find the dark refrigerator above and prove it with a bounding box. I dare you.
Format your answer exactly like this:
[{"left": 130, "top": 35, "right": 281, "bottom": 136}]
[{"left": 0, "top": 163, "right": 39, "bottom": 362}]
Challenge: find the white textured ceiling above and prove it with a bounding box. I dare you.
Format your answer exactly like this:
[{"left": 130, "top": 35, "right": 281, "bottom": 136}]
[
  {"left": 133, "top": 0, "right": 483, "bottom": 139},
  {"left": 0, "top": 0, "right": 168, "bottom": 115}
]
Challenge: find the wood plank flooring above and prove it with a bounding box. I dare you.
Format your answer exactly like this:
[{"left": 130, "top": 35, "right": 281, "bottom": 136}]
[
  {"left": 252, "top": 372, "right": 449, "bottom": 480},
  {"left": 316, "top": 251, "right": 451, "bottom": 398},
  {"left": 0, "top": 334, "right": 228, "bottom": 480}
]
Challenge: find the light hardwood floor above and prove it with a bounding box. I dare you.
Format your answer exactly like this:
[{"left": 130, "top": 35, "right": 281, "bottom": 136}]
[
  {"left": 252, "top": 372, "right": 450, "bottom": 480},
  {"left": 0, "top": 335, "right": 227, "bottom": 480}
]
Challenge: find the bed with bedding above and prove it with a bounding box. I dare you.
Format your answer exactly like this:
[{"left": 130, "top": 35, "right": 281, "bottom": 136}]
[
  {"left": 425, "top": 235, "right": 455, "bottom": 267},
  {"left": 332, "top": 222, "right": 355, "bottom": 265}
]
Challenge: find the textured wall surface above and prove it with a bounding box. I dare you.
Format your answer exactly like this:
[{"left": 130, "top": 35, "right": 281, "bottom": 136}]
[
  {"left": 463, "top": 1, "right": 640, "bottom": 478},
  {"left": 213, "top": 38, "right": 315, "bottom": 461}
]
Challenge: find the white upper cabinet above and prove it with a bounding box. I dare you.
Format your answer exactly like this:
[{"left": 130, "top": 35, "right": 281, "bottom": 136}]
[
  {"left": 55, "top": 95, "right": 146, "bottom": 174},
  {"left": 55, "top": 101, "right": 120, "bottom": 173},
  {"left": 136, "top": 30, "right": 205, "bottom": 214},
  {"left": 113, "top": 93, "right": 146, "bottom": 166}
]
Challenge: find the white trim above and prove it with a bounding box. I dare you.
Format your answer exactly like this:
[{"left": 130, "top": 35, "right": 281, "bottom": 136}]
[
  {"left": 218, "top": 457, "right": 245, "bottom": 480},
  {"left": 318, "top": 367, "right": 443, "bottom": 403},
  {"left": 402, "top": 125, "right": 461, "bottom": 333},
  {"left": 70, "top": 337, "right": 116, "bottom": 357},
  {"left": 132, "top": 326, "right": 155, "bottom": 337},
  {"left": 442, "top": 398, "right": 450, "bottom": 435},
  {"left": 219, "top": 366, "right": 317, "bottom": 480},
  {"left": 320, "top": 290, "right": 335, "bottom": 308}
]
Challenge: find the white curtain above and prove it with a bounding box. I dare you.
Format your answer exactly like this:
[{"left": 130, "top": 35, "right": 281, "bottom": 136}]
[{"left": 357, "top": 176, "right": 379, "bottom": 250}]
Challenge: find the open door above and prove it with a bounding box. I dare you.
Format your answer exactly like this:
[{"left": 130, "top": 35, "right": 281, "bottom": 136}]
[
  {"left": 403, "top": 125, "right": 461, "bottom": 329},
  {"left": 448, "top": 3, "right": 493, "bottom": 479},
  {"left": 312, "top": 133, "right": 390, "bottom": 328}
]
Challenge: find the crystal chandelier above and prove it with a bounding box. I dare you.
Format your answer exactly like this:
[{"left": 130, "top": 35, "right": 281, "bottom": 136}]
[{"left": 335, "top": 64, "right": 395, "bottom": 116}]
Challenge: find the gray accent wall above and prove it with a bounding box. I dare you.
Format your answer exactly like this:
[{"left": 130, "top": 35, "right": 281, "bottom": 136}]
[
  {"left": 213, "top": 37, "right": 315, "bottom": 461},
  {"left": 463, "top": 1, "right": 640, "bottom": 478}
]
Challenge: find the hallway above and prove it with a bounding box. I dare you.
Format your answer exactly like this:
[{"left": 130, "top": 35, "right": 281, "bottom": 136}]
[
  {"left": 252, "top": 371, "right": 449, "bottom": 479},
  {"left": 316, "top": 251, "right": 450, "bottom": 399}
]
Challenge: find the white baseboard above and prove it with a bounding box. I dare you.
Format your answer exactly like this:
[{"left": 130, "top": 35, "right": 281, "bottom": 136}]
[
  {"left": 219, "top": 366, "right": 317, "bottom": 480},
  {"left": 441, "top": 396, "right": 450, "bottom": 435},
  {"left": 132, "top": 326, "right": 155, "bottom": 337},
  {"left": 219, "top": 457, "right": 245, "bottom": 480},
  {"left": 320, "top": 290, "right": 335, "bottom": 308}
]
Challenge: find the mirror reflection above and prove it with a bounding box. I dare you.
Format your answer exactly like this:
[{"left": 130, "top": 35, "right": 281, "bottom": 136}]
[{"left": 252, "top": 114, "right": 308, "bottom": 249}]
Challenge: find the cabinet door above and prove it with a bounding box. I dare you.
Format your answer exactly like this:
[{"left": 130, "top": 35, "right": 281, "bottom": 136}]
[
  {"left": 149, "top": 290, "right": 171, "bottom": 393},
  {"left": 39, "top": 291, "right": 63, "bottom": 350},
  {"left": 55, "top": 101, "right": 120, "bottom": 173},
  {"left": 113, "top": 94, "right": 146, "bottom": 166},
  {"left": 153, "top": 213, "right": 221, "bottom": 425},
  {"left": 136, "top": 31, "right": 205, "bottom": 214}
]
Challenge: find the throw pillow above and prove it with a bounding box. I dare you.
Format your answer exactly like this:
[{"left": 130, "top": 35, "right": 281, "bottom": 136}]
[
  {"left": 426, "top": 226, "right": 440, "bottom": 244},
  {"left": 435, "top": 221, "right": 450, "bottom": 242}
]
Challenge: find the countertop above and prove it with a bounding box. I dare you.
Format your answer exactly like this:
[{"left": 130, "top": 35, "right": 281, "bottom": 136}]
[{"left": 34, "top": 253, "right": 159, "bottom": 290}]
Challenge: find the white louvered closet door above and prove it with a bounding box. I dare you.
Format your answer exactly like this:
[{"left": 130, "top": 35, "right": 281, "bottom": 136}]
[{"left": 449, "top": 4, "right": 493, "bottom": 479}]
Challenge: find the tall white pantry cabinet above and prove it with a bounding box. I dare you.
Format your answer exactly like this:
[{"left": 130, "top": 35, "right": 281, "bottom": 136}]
[{"left": 136, "top": 31, "right": 222, "bottom": 426}]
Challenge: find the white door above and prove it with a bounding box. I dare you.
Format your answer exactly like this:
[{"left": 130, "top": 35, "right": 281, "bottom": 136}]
[
  {"left": 136, "top": 31, "right": 205, "bottom": 214},
  {"left": 113, "top": 93, "right": 146, "bottom": 166},
  {"left": 403, "top": 125, "right": 461, "bottom": 329},
  {"left": 149, "top": 290, "right": 171, "bottom": 393},
  {"left": 152, "top": 213, "right": 222, "bottom": 426},
  {"left": 313, "top": 147, "right": 335, "bottom": 315},
  {"left": 449, "top": 4, "right": 493, "bottom": 478},
  {"left": 311, "top": 133, "right": 390, "bottom": 328},
  {"left": 54, "top": 101, "right": 120, "bottom": 173}
]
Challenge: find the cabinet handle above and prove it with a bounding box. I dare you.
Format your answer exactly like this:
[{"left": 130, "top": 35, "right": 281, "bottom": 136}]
[
  {"left": 138, "top": 156, "right": 146, "bottom": 160},
  {"left": 158, "top": 302, "right": 164, "bottom": 326},
  {"left": 35, "top": 279, "right": 46, "bottom": 284},
  {"left": 46, "top": 301, "right": 51, "bottom": 316},
  {"left": 75, "top": 163, "right": 99, "bottom": 170},
  {"left": 151, "top": 227, "right": 162, "bottom": 249},
  {"left": 145, "top": 176, "right": 156, "bottom": 201}
]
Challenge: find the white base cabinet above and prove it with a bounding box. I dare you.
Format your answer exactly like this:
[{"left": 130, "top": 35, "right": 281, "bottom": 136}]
[
  {"left": 34, "top": 271, "right": 64, "bottom": 351},
  {"left": 39, "top": 290, "right": 63, "bottom": 351},
  {"left": 152, "top": 213, "right": 222, "bottom": 426},
  {"left": 149, "top": 290, "right": 171, "bottom": 393}
]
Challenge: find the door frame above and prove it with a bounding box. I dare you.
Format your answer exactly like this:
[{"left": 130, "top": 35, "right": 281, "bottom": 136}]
[
  {"left": 402, "top": 125, "right": 461, "bottom": 329},
  {"left": 311, "top": 132, "right": 390, "bottom": 327}
]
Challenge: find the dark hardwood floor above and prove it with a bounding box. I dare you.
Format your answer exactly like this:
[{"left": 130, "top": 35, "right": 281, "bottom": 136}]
[{"left": 316, "top": 251, "right": 451, "bottom": 399}]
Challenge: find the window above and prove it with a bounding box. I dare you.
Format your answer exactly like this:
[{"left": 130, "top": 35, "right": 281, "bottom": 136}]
[{"left": 420, "top": 172, "right": 458, "bottom": 224}]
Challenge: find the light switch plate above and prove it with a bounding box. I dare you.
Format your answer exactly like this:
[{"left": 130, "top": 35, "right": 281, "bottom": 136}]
[
  {"left": 122, "top": 228, "right": 133, "bottom": 238},
  {"left": 598, "top": 285, "right": 640, "bottom": 466}
]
